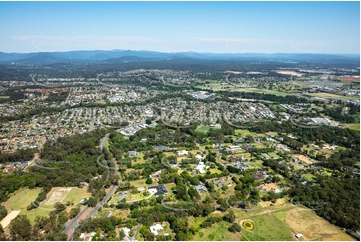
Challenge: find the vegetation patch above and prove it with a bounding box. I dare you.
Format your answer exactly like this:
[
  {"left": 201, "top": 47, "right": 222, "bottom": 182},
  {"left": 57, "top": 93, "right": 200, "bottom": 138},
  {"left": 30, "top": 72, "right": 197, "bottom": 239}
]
[{"left": 242, "top": 220, "right": 255, "bottom": 231}]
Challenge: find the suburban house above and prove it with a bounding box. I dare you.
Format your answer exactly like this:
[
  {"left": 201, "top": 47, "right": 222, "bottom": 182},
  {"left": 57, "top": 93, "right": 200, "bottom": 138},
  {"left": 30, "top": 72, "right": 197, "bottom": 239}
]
[
  {"left": 129, "top": 151, "right": 138, "bottom": 158},
  {"left": 147, "top": 184, "right": 168, "bottom": 196},
  {"left": 177, "top": 150, "right": 189, "bottom": 156},
  {"left": 194, "top": 161, "right": 209, "bottom": 174},
  {"left": 235, "top": 161, "right": 248, "bottom": 170},
  {"left": 3, "top": 164, "right": 16, "bottom": 173},
  {"left": 80, "top": 232, "right": 96, "bottom": 241},
  {"left": 149, "top": 170, "right": 162, "bottom": 183},
  {"left": 242, "top": 144, "right": 255, "bottom": 151},
  {"left": 252, "top": 171, "right": 267, "bottom": 181},
  {"left": 194, "top": 154, "right": 203, "bottom": 161},
  {"left": 150, "top": 223, "right": 163, "bottom": 235},
  {"left": 259, "top": 183, "right": 278, "bottom": 192},
  {"left": 194, "top": 184, "right": 208, "bottom": 193},
  {"left": 213, "top": 177, "right": 226, "bottom": 187},
  {"left": 119, "top": 227, "right": 131, "bottom": 241}
]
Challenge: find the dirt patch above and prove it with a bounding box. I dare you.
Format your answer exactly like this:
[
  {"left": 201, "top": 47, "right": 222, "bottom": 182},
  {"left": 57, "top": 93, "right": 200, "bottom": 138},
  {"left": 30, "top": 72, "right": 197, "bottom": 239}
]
[
  {"left": 0, "top": 210, "right": 21, "bottom": 228},
  {"left": 43, "top": 187, "right": 72, "bottom": 205},
  {"left": 284, "top": 208, "right": 354, "bottom": 241},
  {"left": 274, "top": 70, "right": 303, "bottom": 77},
  {"left": 225, "top": 71, "right": 243, "bottom": 74},
  {"left": 211, "top": 210, "right": 222, "bottom": 214}
]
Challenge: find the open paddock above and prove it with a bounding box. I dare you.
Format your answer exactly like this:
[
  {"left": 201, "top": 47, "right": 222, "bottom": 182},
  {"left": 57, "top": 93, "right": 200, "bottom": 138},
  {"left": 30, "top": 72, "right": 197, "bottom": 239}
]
[
  {"left": 43, "top": 187, "right": 72, "bottom": 205},
  {"left": 274, "top": 70, "right": 303, "bottom": 77}
]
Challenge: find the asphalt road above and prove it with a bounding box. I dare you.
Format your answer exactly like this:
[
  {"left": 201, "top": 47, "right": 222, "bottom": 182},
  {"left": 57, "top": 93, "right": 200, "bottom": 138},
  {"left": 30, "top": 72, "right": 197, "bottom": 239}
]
[{"left": 64, "top": 133, "right": 118, "bottom": 240}]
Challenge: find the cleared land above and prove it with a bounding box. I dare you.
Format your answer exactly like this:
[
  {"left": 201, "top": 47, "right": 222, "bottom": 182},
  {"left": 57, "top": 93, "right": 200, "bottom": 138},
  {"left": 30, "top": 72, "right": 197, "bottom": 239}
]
[
  {"left": 284, "top": 207, "right": 354, "bottom": 241},
  {"left": 0, "top": 210, "right": 21, "bottom": 228},
  {"left": 274, "top": 70, "right": 303, "bottom": 77},
  {"left": 307, "top": 92, "right": 360, "bottom": 101},
  {"left": 231, "top": 202, "right": 354, "bottom": 241},
  {"left": 43, "top": 187, "right": 72, "bottom": 205}
]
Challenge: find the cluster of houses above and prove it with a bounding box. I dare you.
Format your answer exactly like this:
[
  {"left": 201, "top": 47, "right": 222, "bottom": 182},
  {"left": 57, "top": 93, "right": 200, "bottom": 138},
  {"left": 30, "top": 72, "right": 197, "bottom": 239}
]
[
  {"left": 2, "top": 161, "right": 29, "bottom": 173},
  {"left": 187, "top": 91, "right": 216, "bottom": 100}
]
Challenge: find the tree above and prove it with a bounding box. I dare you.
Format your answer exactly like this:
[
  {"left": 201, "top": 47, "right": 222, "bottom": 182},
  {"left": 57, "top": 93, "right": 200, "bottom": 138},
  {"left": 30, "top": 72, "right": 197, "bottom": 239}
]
[
  {"left": 87, "top": 197, "right": 97, "bottom": 207},
  {"left": 119, "top": 229, "right": 125, "bottom": 240},
  {"left": 223, "top": 210, "right": 235, "bottom": 223},
  {"left": 146, "top": 119, "right": 152, "bottom": 125},
  {"left": 9, "top": 215, "right": 33, "bottom": 240},
  {"left": 0, "top": 205, "right": 7, "bottom": 220},
  {"left": 228, "top": 222, "right": 241, "bottom": 233},
  {"left": 54, "top": 202, "right": 66, "bottom": 212},
  {"left": 69, "top": 206, "right": 81, "bottom": 219},
  {"left": 145, "top": 177, "right": 153, "bottom": 184}
]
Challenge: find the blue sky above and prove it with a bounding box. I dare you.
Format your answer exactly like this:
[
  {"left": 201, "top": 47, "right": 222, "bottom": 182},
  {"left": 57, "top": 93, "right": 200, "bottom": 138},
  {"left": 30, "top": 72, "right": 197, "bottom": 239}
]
[{"left": 0, "top": 1, "right": 359, "bottom": 54}]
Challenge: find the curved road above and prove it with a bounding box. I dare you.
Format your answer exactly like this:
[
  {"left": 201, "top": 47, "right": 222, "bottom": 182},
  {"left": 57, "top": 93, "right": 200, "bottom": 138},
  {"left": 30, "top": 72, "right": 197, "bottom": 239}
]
[{"left": 65, "top": 133, "right": 118, "bottom": 240}]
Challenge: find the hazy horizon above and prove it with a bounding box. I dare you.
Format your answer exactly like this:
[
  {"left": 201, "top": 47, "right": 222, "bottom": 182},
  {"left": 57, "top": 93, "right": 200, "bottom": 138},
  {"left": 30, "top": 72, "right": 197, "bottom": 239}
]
[{"left": 0, "top": 1, "right": 359, "bottom": 54}]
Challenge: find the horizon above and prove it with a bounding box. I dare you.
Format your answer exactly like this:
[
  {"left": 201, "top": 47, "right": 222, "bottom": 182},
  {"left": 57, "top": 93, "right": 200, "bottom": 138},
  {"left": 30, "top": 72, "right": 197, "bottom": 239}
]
[
  {"left": 0, "top": 2, "right": 360, "bottom": 54},
  {"left": 1, "top": 49, "right": 360, "bottom": 56}
]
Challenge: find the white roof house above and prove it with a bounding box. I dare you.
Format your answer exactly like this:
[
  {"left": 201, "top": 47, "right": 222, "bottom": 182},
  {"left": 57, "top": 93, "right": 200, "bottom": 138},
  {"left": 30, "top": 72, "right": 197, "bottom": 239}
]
[
  {"left": 150, "top": 223, "right": 163, "bottom": 235},
  {"left": 177, "top": 150, "right": 189, "bottom": 156},
  {"left": 295, "top": 233, "right": 303, "bottom": 238},
  {"left": 194, "top": 161, "right": 210, "bottom": 174},
  {"left": 195, "top": 154, "right": 203, "bottom": 161}
]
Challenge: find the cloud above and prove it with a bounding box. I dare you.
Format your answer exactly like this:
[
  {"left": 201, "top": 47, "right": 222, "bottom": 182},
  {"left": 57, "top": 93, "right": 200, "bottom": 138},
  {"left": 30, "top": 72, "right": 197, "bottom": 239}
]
[
  {"left": 12, "top": 35, "right": 165, "bottom": 52},
  {"left": 289, "top": 39, "right": 344, "bottom": 53}
]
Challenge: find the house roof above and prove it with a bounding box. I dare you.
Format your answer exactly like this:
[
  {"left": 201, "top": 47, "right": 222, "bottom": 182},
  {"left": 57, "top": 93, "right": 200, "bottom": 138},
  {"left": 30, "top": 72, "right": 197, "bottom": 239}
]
[{"left": 147, "top": 184, "right": 168, "bottom": 196}]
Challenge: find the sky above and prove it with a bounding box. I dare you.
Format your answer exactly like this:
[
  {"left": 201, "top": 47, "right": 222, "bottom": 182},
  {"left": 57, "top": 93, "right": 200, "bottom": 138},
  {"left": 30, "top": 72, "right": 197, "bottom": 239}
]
[{"left": 0, "top": 1, "right": 359, "bottom": 54}]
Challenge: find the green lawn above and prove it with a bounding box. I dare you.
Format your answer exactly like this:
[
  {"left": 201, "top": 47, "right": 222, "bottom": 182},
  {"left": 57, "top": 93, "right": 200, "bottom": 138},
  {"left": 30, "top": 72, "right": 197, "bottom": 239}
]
[
  {"left": 342, "top": 122, "right": 360, "bottom": 131},
  {"left": 1, "top": 187, "right": 55, "bottom": 224},
  {"left": 63, "top": 186, "right": 91, "bottom": 204},
  {"left": 267, "top": 152, "right": 280, "bottom": 159},
  {"left": 301, "top": 173, "right": 316, "bottom": 182},
  {"left": 241, "top": 213, "right": 294, "bottom": 241},
  {"left": 196, "top": 125, "right": 221, "bottom": 133},
  {"left": 191, "top": 221, "right": 242, "bottom": 241},
  {"left": 235, "top": 129, "right": 261, "bottom": 137},
  {"left": 104, "top": 139, "right": 109, "bottom": 150},
  {"left": 129, "top": 179, "right": 148, "bottom": 188},
  {"left": 2, "top": 188, "right": 42, "bottom": 212}
]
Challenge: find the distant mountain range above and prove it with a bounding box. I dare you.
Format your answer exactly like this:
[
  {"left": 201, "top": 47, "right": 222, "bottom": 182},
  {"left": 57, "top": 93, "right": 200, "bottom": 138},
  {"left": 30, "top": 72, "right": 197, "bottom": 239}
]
[{"left": 0, "top": 49, "right": 359, "bottom": 65}]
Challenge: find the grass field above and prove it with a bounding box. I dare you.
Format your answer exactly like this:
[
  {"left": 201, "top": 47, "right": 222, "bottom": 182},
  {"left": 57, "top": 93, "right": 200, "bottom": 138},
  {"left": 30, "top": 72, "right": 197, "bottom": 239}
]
[
  {"left": 267, "top": 152, "right": 280, "bottom": 159},
  {"left": 1, "top": 187, "right": 52, "bottom": 223},
  {"left": 196, "top": 125, "right": 220, "bottom": 133},
  {"left": 63, "top": 186, "right": 91, "bottom": 204},
  {"left": 231, "top": 202, "right": 354, "bottom": 241},
  {"left": 2, "top": 188, "right": 42, "bottom": 212},
  {"left": 308, "top": 92, "right": 359, "bottom": 101},
  {"left": 129, "top": 179, "right": 147, "bottom": 188},
  {"left": 0, "top": 96, "right": 10, "bottom": 99},
  {"left": 265, "top": 132, "right": 278, "bottom": 136},
  {"left": 191, "top": 221, "right": 242, "bottom": 241},
  {"left": 342, "top": 122, "right": 360, "bottom": 131},
  {"left": 284, "top": 207, "right": 354, "bottom": 240},
  {"left": 235, "top": 129, "right": 264, "bottom": 137},
  {"left": 233, "top": 88, "right": 290, "bottom": 97},
  {"left": 2, "top": 186, "right": 94, "bottom": 224},
  {"left": 301, "top": 173, "right": 316, "bottom": 182},
  {"left": 241, "top": 214, "right": 293, "bottom": 241}
]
